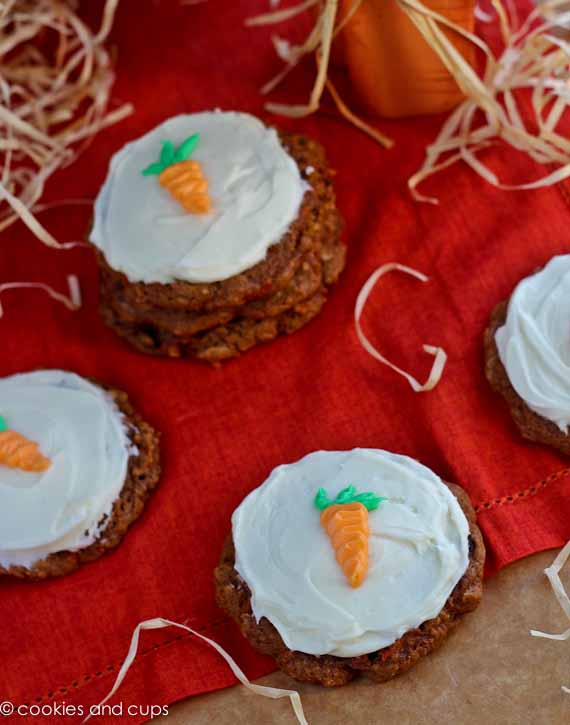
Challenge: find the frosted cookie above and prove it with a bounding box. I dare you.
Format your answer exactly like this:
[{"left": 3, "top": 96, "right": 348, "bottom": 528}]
[
  {"left": 91, "top": 111, "right": 345, "bottom": 363},
  {"left": 215, "top": 449, "right": 484, "bottom": 686},
  {"left": 0, "top": 370, "right": 160, "bottom": 580},
  {"left": 484, "top": 255, "right": 570, "bottom": 455}
]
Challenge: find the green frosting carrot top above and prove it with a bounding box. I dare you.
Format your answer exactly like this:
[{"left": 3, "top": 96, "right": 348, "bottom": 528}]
[
  {"left": 0, "top": 416, "right": 7, "bottom": 433},
  {"left": 142, "top": 133, "right": 200, "bottom": 176},
  {"left": 314, "top": 485, "right": 386, "bottom": 511}
]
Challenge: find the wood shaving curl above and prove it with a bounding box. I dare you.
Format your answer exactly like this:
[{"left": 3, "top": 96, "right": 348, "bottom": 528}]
[
  {"left": 0, "top": 0, "right": 133, "bottom": 248},
  {"left": 249, "top": 0, "right": 570, "bottom": 200},
  {"left": 0, "top": 274, "right": 81, "bottom": 318},
  {"left": 84, "top": 618, "right": 308, "bottom": 725},
  {"left": 354, "top": 263, "right": 447, "bottom": 392},
  {"left": 248, "top": 0, "right": 392, "bottom": 148},
  {"left": 530, "top": 540, "right": 570, "bottom": 693},
  {"left": 404, "top": 0, "right": 570, "bottom": 202}
]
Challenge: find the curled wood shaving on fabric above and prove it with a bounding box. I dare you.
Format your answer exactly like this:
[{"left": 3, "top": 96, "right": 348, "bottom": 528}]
[
  {"left": 248, "top": 0, "right": 393, "bottom": 147},
  {"left": 248, "top": 0, "right": 570, "bottom": 198},
  {"left": 325, "top": 75, "right": 395, "bottom": 149},
  {"left": 264, "top": 0, "right": 338, "bottom": 119},
  {"left": 0, "top": 274, "right": 81, "bottom": 318},
  {"left": 246, "top": 0, "right": 319, "bottom": 26},
  {"left": 83, "top": 618, "right": 308, "bottom": 725},
  {"left": 354, "top": 263, "right": 447, "bottom": 392},
  {"left": 475, "top": 4, "right": 494, "bottom": 23},
  {"left": 0, "top": 0, "right": 133, "bottom": 247},
  {"left": 530, "top": 540, "right": 570, "bottom": 693},
  {"left": 403, "top": 0, "right": 570, "bottom": 202}
]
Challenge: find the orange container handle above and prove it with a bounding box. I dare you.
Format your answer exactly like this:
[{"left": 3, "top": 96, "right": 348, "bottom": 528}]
[{"left": 336, "top": 0, "right": 476, "bottom": 118}]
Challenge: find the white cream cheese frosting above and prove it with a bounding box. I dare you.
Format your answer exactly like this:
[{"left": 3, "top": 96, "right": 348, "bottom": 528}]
[
  {"left": 0, "top": 370, "right": 133, "bottom": 569},
  {"left": 90, "top": 111, "right": 308, "bottom": 284},
  {"left": 232, "top": 449, "right": 470, "bottom": 658},
  {"left": 495, "top": 254, "right": 570, "bottom": 432}
]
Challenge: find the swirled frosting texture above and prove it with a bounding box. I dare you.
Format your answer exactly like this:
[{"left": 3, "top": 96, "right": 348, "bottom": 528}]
[
  {"left": 90, "top": 111, "right": 308, "bottom": 284},
  {"left": 0, "top": 371, "right": 132, "bottom": 569},
  {"left": 232, "top": 449, "right": 470, "bottom": 658},
  {"left": 495, "top": 255, "right": 570, "bottom": 432}
]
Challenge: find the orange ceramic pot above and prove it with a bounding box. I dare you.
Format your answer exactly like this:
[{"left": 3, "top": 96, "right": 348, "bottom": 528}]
[{"left": 337, "top": 0, "right": 476, "bottom": 118}]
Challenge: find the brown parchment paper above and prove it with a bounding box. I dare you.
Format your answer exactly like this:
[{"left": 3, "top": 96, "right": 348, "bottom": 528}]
[{"left": 157, "top": 550, "right": 570, "bottom": 725}]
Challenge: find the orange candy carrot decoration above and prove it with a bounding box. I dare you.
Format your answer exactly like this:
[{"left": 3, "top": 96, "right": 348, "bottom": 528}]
[
  {"left": 0, "top": 415, "right": 51, "bottom": 472},
  {"left": 315, "top": 485, "right": 385, "bottom": 588},
  {"left": 142, "top": 133, "right": 211, "bottom": 214}
]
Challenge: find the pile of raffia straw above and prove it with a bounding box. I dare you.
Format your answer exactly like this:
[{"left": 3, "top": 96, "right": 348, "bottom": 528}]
[
  {"left": 249, "top": 0, "right": 570, "bottom": 201},
  {"left": 0, "top": 0, "right": 132, "bottom": 248}
]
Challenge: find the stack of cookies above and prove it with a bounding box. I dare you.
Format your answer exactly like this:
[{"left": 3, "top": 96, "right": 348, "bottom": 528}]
[{"left": 92, "top": 112, "right": 345, "bottom": 363}]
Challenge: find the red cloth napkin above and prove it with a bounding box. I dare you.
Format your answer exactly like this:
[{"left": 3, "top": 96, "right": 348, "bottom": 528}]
[{"left": 2, "top": 0, "right": 570, "bottom": 721}]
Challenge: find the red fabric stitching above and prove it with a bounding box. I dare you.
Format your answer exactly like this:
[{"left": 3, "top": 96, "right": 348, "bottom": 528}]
[
  {"left": 23, "top": 616, "right": 231, "bottom": 706},
  {"left": 475, "top": 468, "right": 570, "bottom": 513}
]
